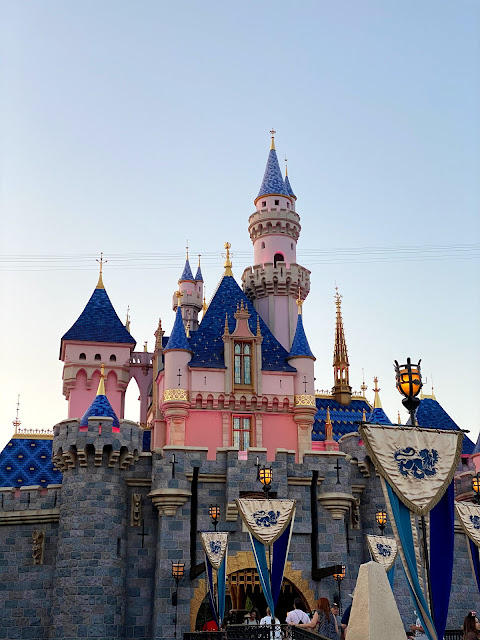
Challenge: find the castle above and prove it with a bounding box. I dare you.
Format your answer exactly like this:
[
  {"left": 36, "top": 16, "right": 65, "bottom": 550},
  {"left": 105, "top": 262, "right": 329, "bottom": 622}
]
[{"left": 0, "top": 133, "right": 478, "bottom": 639}]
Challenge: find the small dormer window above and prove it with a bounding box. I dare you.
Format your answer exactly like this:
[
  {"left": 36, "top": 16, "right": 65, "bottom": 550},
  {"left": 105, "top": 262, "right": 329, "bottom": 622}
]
[
  {"left": 275, "top": 199, "right": 279, "bottom": 205},
  {"left": 110, "top": 354, "right": 116, "bottom": 362},
  {"left": 234, "top": 342, "right": 252, "bottom": 386},
  {"left": 94, "top": 354, "right": 101, "bottom": 361},
  {"left": 79, "top": 353, "right": 86, "bottom": 360},
  {"left": 262, "top": 201, "right": 266, "bottom": 207},
  {"left": 274, "top": 253, "right": 284, "bottom": 267}
]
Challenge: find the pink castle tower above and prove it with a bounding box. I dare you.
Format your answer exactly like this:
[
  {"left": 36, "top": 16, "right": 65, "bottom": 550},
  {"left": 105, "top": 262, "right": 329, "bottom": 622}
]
[
  {"left": 60, "top": 258, "right": 136, "bottom": 420},
  {"left": 242, "top": 130, "right": 311, "bottom": 351},
  {"left": 172, "top": 248, "right": 204, "bottom": 333}
]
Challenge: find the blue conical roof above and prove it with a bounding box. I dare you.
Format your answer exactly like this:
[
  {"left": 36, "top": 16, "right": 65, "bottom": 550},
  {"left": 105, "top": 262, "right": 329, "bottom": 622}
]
[
  {"left": 180, "top": 259, "right": 194, "bottom": 281},
  {"left": 195, "top": 265, "right": 203, "bottom": 281},
  {"left": 80, "top": 392, "right": 120, "bottom": 429},
  {"left": 164, "top": 307, "right": 192, "bottom": 352},
  {"left": 61, "top": 286, "right": 136, "bottom": 347},
  {"left": 288, "top": 313, "right": 315, "bottom": 359},
  {"left": 257, "top": 149, "right": 290, "bottom": 200},
  {"left": 284, "top": 175, "right": 296, "bottom": 198},
  {"left": 368, "top": 407, "right": 392, "bottom": 425},
  {"left": 473, "top": 433, "right": 480, "bottom": 455}
]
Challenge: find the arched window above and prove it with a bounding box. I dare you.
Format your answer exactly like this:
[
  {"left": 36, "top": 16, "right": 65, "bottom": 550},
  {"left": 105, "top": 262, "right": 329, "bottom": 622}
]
[
  {"left": 274, "top": 253, "right": 284, "bottom": 267},
  {"left": 94, "top": 354, "right": 101, "bottom": 361},
  {"left": 79, "top": 353, "right": 86, "bottom": 360},
  {"left": 261, "top": 242, "right": 265, "bottom": 249},
  {"left": 109, "top": 354, "right": 117, "bottom": 362},
  {"left": 234, "top": 342, "right": 252, "bottom": 386}
]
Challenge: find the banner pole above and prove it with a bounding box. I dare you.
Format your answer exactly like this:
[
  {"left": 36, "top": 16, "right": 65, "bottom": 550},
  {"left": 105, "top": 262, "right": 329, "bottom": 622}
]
[{"left": 420, "top": 515, "right": 434, "bottom": 627}]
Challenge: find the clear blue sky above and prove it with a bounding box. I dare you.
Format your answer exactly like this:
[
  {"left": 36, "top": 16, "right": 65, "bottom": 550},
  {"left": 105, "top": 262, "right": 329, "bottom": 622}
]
[{"left": 1, "top": 1, "right": 479, "bottom": 451}]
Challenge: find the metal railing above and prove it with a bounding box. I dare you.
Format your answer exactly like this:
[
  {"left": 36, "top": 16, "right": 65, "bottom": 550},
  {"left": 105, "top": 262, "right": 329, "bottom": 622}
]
[
  {"left": 184, "top": 625, "right": 326, "bottom": 640},
  {"left": 444, "top": 630, "right": 463, "bottom": 640}
]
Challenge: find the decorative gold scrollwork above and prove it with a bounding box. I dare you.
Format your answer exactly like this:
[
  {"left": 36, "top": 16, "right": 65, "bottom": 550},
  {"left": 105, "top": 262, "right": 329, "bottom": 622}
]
[
  {"left": 294, "top": 394, "right": 316, "bottom": 407},
  {"left": 163, "top": 389, "right": 189, "bottom": 402}
]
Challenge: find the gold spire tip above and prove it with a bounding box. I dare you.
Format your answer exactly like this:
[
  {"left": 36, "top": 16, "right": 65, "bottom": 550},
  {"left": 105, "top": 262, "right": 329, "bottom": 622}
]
[
  {"left": 270, "top": 128, "right": 276, "bottom": 150},
  {"left": 223, "top": 242, "right": 233, "bottom": 276},
  {"left": 198, "top": 253, "right": 201, "bottom": 268},
  {"left": 97, "top": 363, "right": 106, "bottom": 396},
  {"left": 186, "top": 240, "right": 189, "bottom": 261},
  {"left": 296, "top": 285, "right": 304, "bottom": 314},
  {"left": 175, "top": 290, "right": 182, "bottom": 300},
  {"left": 285, "top": 154, "right": 288, "bottom": 177},
  {"left": 96, "top": 252, "right": 107, "bottom": 289}
]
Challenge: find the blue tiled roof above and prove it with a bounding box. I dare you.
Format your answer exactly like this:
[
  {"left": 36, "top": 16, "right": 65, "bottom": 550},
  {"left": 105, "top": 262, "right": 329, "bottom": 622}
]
[
  {"left": 313, "top": 397, "right": 371, "bottom": 441},
  {"left": 0, "top": 437, "right": 62, "bottom": 487},
  {"left": 61, "top": 287, "right": 136, "bottom": 346},
  {"left": 180, "top": 259, "right": 194, "bottom": 281},
  {"left": 473, "top": 434, "right": 480, "bottom": 456},
  {"left": 80, "top": 393, "right": 120, "bottom": 429},
  {"left": 288, "top": 313, "right": 314, "bottom": 359},
  {"left": 285, "top": 175, "right": 296, "bottom": 198},
  {"left": 368, "top": 407, "right": 392, "bottom": 425},
  {"left": 257, "top": 149, "right": 290, "bottom": 199},
  {"left": 164, "top": 307, "right": 192, "bottom": 352},
  {"left": 189, "top": 275, "right": 296, "bottom": 372},
  {"left": 195, "top": 265, "right": 203, "bottom": 281},
  {"left": 415, "top": 397, "right": 475, "bottom": 456}
]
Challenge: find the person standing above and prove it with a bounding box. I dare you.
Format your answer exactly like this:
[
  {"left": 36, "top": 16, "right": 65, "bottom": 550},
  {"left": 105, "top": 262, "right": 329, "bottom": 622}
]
[
  {"left": 299, "top": 597, "right": 338, "bottom": 640},
  {"left": 463, "top": 611, "right": 480, "bottom": 640},
  {"left": 331, "top": 602, "right": 341, "bottom": 636},
  {"left": 410, "top": 611, "right": 428, "bottom": 640},
  {"left": 286, "top": 598, "right": 310, "bottom": 625},
  {"left": 244, "top": 608, "right": 260, "bottom": 625},
  {"left": 260, "top": 607, "right": 282, "bottom": 640}
]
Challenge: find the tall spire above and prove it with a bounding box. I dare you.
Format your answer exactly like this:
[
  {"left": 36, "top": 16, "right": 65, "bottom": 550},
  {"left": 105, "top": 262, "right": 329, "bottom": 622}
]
[
  {"left": 223, "top": 242, "right": 233, "bottom": 277},
  {"left": 270, "top": 128, "right": 276, "bottom": 150},
  {"left": 125, "top": 306, "right": 131, "bottom": 333},
  {"left": 12, "top": 394, "right": 21, "bottom": 432},
  {"left": 373, "top": 376, "right": 382, "bottom": 408},
  {"left": 256, "top": 130, "right": 289, "bottom": 202},
  {"left": 284, "top": 154, "right": 296, "bottom": 199},
  {"left": 96, "top": 252, "right": 107, "bottom": 289},
  {"left": 332, "top": 286, "right": 352, "bottom": 405},
  {"left": 195, "top": 254, "right": 203, "bottom": 281},
  {"left": 97, "top": 363, "right": 106, "bottom": 396}
]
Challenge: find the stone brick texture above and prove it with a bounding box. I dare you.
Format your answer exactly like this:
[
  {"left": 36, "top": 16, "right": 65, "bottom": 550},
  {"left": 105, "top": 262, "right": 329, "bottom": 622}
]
[{"left": 0, "top": 429, "right": 478, "bottom": 639}]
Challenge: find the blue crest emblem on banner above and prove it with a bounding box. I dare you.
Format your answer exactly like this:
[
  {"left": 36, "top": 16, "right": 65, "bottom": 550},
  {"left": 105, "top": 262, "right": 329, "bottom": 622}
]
[
  {"left": 376, "top": 542, "right": 392, "bottom": 557},
  {"left": 393, "top": 447, "right": 439, "bottom": 480},
  {"left": 209, "top": 540, "right": 222, "bottom": 554},
  {"left": 252, "top": 509, "right": 281, "bottom": 528},
  {"left": 470, "top": 515, "right": 480, "bottom": 531}
]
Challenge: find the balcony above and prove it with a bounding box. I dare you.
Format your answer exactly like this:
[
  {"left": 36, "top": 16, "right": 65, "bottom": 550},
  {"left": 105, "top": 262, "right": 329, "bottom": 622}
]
[{"left": 184, "top": 625, "right": 327, "bottom": 640}]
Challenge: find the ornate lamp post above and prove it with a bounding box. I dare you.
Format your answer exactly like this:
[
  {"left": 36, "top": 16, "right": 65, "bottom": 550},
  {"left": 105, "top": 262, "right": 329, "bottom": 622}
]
[
  {"left": 333, "top": 565, "right": 346, "bottom": 613},
  {"left": 375, "top": 509, "right": 387, "bottom": 535},
  {"left": 473, "top": 473, "right": 480, "bottom": 505},
  {"left": 209, "top": 504, "right": 220, "bottom": 532},
  {"left": 394, "top": 358, "right": 423, "bottom": 426},
  {"left": 172, "top": 561, "right": 185, "bottom": 638},
  {"left": 259, "top": 467, "right": 273, "bottom": 494}
]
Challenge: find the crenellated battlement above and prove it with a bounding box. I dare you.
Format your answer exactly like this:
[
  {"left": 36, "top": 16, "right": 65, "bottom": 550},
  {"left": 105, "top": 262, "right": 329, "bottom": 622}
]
[
  {"left": 242, "top": 262, "right": 310, "bottom": 300},
  {"left": 52, "top": 417, "right": 142, "bottom": 471},
  {"left": 248, "top": 208, "right": 301, "bottom": 241}
]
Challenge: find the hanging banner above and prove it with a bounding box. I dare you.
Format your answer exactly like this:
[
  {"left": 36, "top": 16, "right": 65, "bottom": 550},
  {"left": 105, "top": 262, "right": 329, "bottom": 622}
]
[
  {"left": 200, "top": 532, "right": 228, "bottom": 627},
  {"left": 455, "top": 502, "right": 480, "bottom": 548},
  {"left": 366, "top": 534, "right": 397, "bottom": 572},
  {"left": 237, "top": 498, "right": 296, "bottom": 616},
  {"left": 236, "top": 498, "right": 296, "bottom": 544},
  {"left": 359, "top": 424, "right": 463, "bottom": 515},
  {"left": 200, "top": 532, "right": 228, "bottom": 570}
]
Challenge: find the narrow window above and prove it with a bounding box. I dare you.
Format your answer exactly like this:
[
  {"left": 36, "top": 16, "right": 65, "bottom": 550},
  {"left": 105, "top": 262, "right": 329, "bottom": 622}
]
[
  {"left": 233, "top": 416, "right": 252, "bottom": 451},
  {"left": 234, "top": 341, "right": 253, "bottom": 386},
  {"left": 274, "top": 253, "right": 284, "bottom": 267},
  {"left": 261, "top": 242, "right": 265, "bottom": 249},
  {"left": 262, "top": 201, "right": 266, "bottom": 207},
  {"left": 287, "top": 202, "right": 290, "bottom": 209},
  {"left": 94, "top": 354, "right": 101, "bottom": 361},
  {"left": 110, "top": 354, "right": 117, "bottom": 362},
  {"left": 274, "top": 199, "right": 279, "bottom": 205},
  {"left": 79, "top": 353, "right": 86, "bottom": 360},
  {"left": 291, "top": 243, "right": 294, "bottom": 250}
]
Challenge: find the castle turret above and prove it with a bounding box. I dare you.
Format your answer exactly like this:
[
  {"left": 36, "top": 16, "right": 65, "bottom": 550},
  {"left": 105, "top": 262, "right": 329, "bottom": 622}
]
[
  {"left": 242, "top": 131, "right": 311, "bottom": 351},
  {"left": 287, "top": 296, "right": 316, "bottom": 459},
  {"left": 52, "top": 365, "right": 142, "bottom": 640},
  {"left": 60, "top": 258, "right": 136, "bottom": 420},
  {"left": 173, "top": 248, "right": 203, "bottom": 332},
  {"left": 332, "top": 287, "right": 352, "bottom": 405}
]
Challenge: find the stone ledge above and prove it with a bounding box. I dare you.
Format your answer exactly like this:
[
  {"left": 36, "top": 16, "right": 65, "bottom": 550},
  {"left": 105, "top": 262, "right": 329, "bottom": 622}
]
[
  {"left": 185, "top": 473, "right": 227, "bottom": 483},
  {"left": 0, "top": 508, "right": 60, "bottom": 525},
  {"left": 126, "top": 478, "right": 152, "bottom": 487},
  {"left": 287, "top": 476, "right": 325, "bottom": 486},
  {"left": 318, "top": 491, "right": 356, "bottom": 519}
]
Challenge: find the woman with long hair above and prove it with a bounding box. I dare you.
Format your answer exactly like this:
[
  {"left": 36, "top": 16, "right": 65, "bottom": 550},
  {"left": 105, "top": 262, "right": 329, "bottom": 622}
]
[
  {"left": 463, "top": 611, "right": 480, "bottom": 640},
  {"left": 299, "top": 596, "right": 338, "bottom": 640}
]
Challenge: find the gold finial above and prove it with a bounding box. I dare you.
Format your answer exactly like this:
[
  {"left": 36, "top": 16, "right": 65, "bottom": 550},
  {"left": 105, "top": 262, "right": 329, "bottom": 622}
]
[
  {"left": 203, "top": 296, "right": 208, "bottom": 314},
  {"left": 285, "top": 154, "right": 288, "bottom": 177},
  {"left": 373, "top": 376, "right": 382, "bottom": 409},
  {"left": 224, "top": 242, "right": 233, "bottom": 276},
  {"left": 144, "top": 341, "right": 148, "bottom": 352},
  {"left": 186, "top": 320, "right": 190, "bottom": 338},
  {"left": 296, "top": 284, "right": 303, "bottom": 315},
  {"left": 126, "top": 305, "right": 131, "bottom": 333},
  {"left": 362, "top": 408, "right": 366, "bottom": 422},
  {"left": 12, "top": 394, "right": 21, "bottom": 432},
  {"left": 398, "top": 410, "right": 402, "bottom": 424},
  {"left": 198, "top": 253, "right": 201, "bottom": 268},
  {"left": 96, "top": 252, "right": 107, "bottom": 289},
  {"left": 360, "top": 368, "right": 367, "bottom": 397},
  {"left": 97, "top": 363, "right": 106, "bottom": 396},
  {"left": 175, "top": 290, "right": 182, "bottom": 301},
  {"left": 256, "top": 314, "right": 261, "bottom": 337},
  {"left": 186, "top": 240, "right": 189, "bottom": 261},
  {"left": 334, "top": 285, "right": 342, "bottom": 310},
  {"left": 325, "top": 406, "right": 333, "bottom": 441},
  {"left": 223, "top": 313, "right": 229, "bottom": 336},
  {"left": 155, "top": 318, "right": 163, "bottom": 349},
  {"left": 270, "top": 128, "right": 276, "bottom": 150}
]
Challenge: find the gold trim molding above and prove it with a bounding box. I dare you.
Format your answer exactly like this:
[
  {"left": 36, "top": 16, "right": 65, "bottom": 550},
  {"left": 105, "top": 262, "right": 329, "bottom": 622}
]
[
  {"left": 294, "top": 394, "right": 316, "bottom": 407},
  {"left": 163, "top": 389, "right": 189, "bottom": 402}
]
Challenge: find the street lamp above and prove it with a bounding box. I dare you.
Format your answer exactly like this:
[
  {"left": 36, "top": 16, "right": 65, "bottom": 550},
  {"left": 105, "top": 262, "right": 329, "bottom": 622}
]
[
  {"left": 394, "top": 358, "right": 423, "bottom": 426},
  {"left": 375, "top": 509, "right": 387, "bottom": 535},
  {"left": 473, "top": 473, "right": 480, "bottom": 505},
  {"left": 172, "top": 561, "right": 185, "bottom": 638},
  {"left": 259, "top": 467, "right": 273, "bottom": 494},
  {"left": 209, "top": 504, "right": 220, "bottom": 531},
  {"left": 333, "top": 565, "right": 346, "bottom": 613}
]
